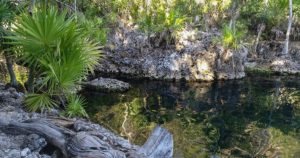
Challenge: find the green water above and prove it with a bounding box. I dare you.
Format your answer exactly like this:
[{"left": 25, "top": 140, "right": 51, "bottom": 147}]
[{"left": 82, "top": 76, "right": 300, "bottom": 158}]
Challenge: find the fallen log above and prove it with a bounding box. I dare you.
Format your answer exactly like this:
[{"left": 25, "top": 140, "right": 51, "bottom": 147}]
[
  {"left": 137, "top": 126, "right": 173, "bottom": 157},
  {"left": 0, "top": 118, "right": 173, "bottom": 158}
]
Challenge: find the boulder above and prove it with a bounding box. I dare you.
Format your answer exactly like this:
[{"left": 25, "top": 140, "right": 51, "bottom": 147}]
[{"left": 83, "top": 77, "right": 131, "bottom": 92}]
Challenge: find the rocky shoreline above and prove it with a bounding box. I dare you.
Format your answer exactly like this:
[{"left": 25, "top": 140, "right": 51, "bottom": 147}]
[
  {"left": 95, "top": 23, "right": 300, "bottom": 81},
  {"left": 96, "top": 24, "right": 247, "bottom": 81},
  {"left": 246, "top": 41, "right": 300, "bottom": 75},
  {"left": 0, "top": 83, "right": 173, "bottom": 158}
]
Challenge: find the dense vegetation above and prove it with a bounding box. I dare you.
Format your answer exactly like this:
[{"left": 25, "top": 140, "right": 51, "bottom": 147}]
[{"left": 0, "top": 0, "right": 300, "bottom": 116}]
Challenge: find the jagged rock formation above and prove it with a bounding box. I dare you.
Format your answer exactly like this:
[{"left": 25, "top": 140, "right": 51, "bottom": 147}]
[{"left": 96, "top": 24, "right": 248, "bottom": 81}]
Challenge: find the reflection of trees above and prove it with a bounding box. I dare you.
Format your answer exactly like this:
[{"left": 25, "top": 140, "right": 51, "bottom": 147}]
[
  {"left": 83, "top": 77, "right": 300, "bottom": 157},
  {"left": 205, "top": 78, "right": 300, "bottom": 157}
]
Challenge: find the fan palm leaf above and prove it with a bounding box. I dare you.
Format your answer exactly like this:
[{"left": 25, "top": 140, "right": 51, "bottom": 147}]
[
  {"left": 9, "top": 6, "right": 101, "bottom": 114},
  {"left": 0, "top": 0, "right": 15, "bottom": 49},
  {"left": 25, "top": 93, "right": 58, "bottom": 112},
  {"left": 9, "top": 7, "right": 72, "bottom": 66}
]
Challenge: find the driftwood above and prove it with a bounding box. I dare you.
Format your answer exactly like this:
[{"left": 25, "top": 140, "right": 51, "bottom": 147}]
[
  {"left": 0, "top": 118, "right": 173, "bottom": 158},
  {"left": 136, "top": 126, "right": 173, "bottom": 157}
]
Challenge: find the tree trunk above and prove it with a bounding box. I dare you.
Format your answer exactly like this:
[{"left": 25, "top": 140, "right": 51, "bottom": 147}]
[
  {"left": 282, "top": 0, "right": 293, "bottom": 55},
  {"left": 229, "top": 0, "right": 242, "bottom": 32},
  {"left": 25, "top": 66, "right": 35, "bottom": 92},
  {"left": 229, "top": 0, "right": 238, "bottom": 30},
  {"left": 74, "top": 0, "right": 77, "bottom": 20},
  {"left": 203, "top": 13, "right": 209, "bottom": 32},
  {"left": 4, "top": 52, "right": 18, "bottom": 87},
  {"left": 254, "top": 23, "right": 266, "bottom": 54},
  {"left": 0, "top": 118, "right": 173, "bottom": 158}
]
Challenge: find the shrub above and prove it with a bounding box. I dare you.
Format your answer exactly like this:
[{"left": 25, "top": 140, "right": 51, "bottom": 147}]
[
  {"left": 10, "top": 6, "right": 101, "bottom": 117},
  {"left": 220, "top": 23, "right": 247, "bottom": 49},
  {"left": 65, "top": 95, "right": 88, "bottom": 118}
]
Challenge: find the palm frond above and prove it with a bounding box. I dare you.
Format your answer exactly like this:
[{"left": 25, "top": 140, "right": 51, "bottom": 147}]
[
  {"left": 25, "top": 93, "right": 58, "bottom": 112},
  {"left": 66, "top": 94, "right": 88, "bottom": 118},
  {"left": 10, "top": 6, "right": 102, "bottom": 113}
]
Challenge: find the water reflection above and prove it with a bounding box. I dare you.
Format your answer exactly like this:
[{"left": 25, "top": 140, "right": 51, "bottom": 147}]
[{"left": 82, "top": 76, "right": 300, "bottom": 158}]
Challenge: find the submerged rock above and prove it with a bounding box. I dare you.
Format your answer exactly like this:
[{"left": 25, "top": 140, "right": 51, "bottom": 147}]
[
  {"left": 96, "top": 24, "right": 248, "bottom": 81},
  {"left": 83, "top": 77, "right": 131, "bottom": 92}
]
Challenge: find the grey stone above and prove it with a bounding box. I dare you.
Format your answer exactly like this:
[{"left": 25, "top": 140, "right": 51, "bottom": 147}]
[
  {"left": 97, "top": 24, "right": 247, "bottom": 81},
  {"left": 0, "top": 85, "right": 50, "bottom": 158},
  {"left": 5, "top": 149, "right": 21, "bottom": 158},
  {"left": 20, "top": 148, "right": 30, "bottom": 157},
  {"left": 21, "top": 134, "right": 47, "bottom": 152},
  {"left": 249, "top": 41, "right": 300, "bottom": 74},
  {"left": 83, "top": 77, "right": 131, "bottom": 92}
]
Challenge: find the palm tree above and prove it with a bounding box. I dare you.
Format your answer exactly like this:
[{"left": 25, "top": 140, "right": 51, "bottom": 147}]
[{"left": 9, "top": 6, "right": 101, "bottom": 116}]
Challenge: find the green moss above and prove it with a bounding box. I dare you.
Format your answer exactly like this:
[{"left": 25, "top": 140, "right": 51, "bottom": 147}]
[{"left": 245, "top": 67, "right": 276, "bottom": 77}]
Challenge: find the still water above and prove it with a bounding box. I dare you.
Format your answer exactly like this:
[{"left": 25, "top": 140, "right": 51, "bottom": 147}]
[{"left": 82, "top": 76, "right": 300, "bottom": 158}]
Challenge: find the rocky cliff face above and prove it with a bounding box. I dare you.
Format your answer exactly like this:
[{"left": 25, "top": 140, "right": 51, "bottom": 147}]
[{"left": 96, "top": 24, "right": 248, "bottom": 81}]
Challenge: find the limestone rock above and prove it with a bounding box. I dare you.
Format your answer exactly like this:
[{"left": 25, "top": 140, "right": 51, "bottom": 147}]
[
  {"left": 248, "top": 41, "right": 300, "bottom": 74},
  {"left": 21, "top": 134, "right": 47, "bottom": 152},
  {"left": 96, "top": 24, "right": 247, "bottom": 81},
  {"left": 83, "top": 77, "right": 131, "bottom": 92}
]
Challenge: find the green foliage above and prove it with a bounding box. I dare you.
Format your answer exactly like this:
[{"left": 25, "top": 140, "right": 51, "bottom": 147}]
[
  {"left": 25, "top": 93, "right": 58, "bottom": 112},
  {"left": 0, "top": 0, "right": 14, "bottom": 23},
  {"left": 137, "top": 0, "right": 186, "bottom": 34},
  {"left": 77, "top": 0, "right": 300, "bottom": 48},
  {"left": 10, "top": 7, "right": 73, "bottom": 66},
  {"left": 240, "top": 0, "right": 300, "bottom": 38},
  {"left": 0, "top": 0, "right": 15, "bottom": 50},
  {"left": 66, "top": 95, "right": 88, "bottom": 118},
  {"left": 9, "top": 6, "right": 101, "bottom": 115},
  {"left": 264, "top": 0, "right": 289, "bottom": 26},
  {"left": 77, "top": 14, "right": 108, "bottom": 44},
  {"left": 222, "top": 26, "right": 241, "bottom": 49},
  {"left": 215, "top": 23, "right": 247, "bottom": 49}
]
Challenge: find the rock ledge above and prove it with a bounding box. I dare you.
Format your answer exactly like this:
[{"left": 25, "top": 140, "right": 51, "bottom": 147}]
[{"left": 83, "top": 77, "right": 131, "bottom": 92}]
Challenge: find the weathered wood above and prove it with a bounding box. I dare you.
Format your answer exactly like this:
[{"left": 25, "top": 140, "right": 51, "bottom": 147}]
[
  {"left": 67, "top": 132, "right": 126, "bottom": 158},
  {"left": 0, "top": 118, "right": 173, "bottom": 158},
  {"left": 0, "top": 119, "right": 71, "bottom": 157},
  {"left": 137, "top": 126, "right": 173, "bottom": 158}
]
